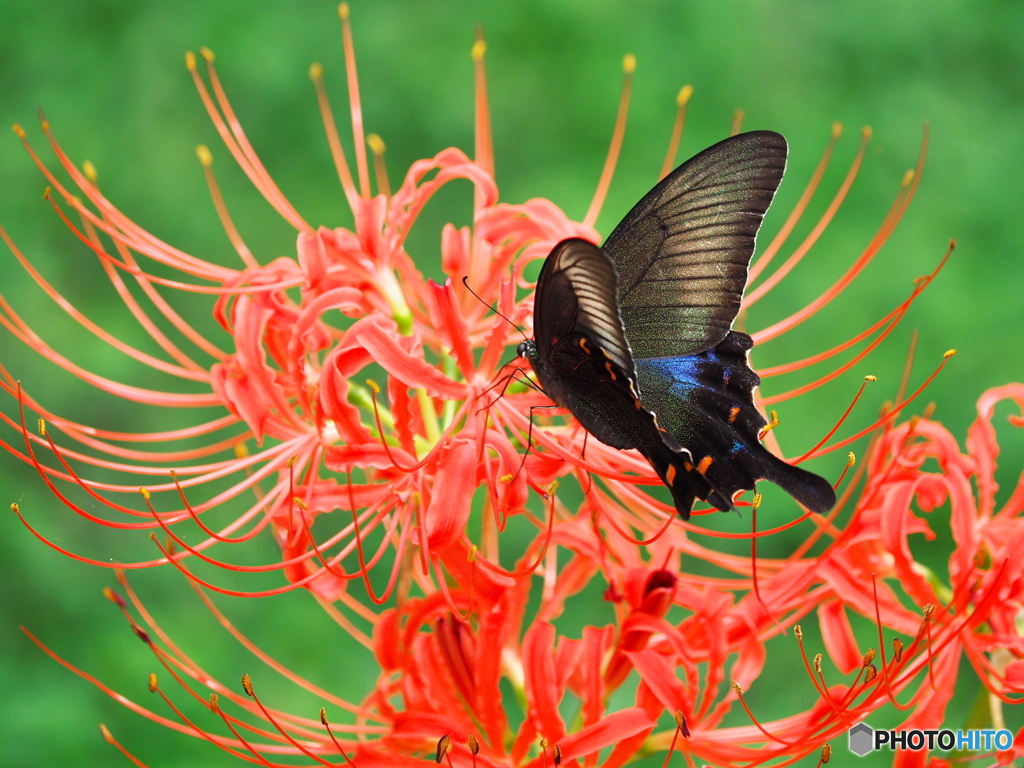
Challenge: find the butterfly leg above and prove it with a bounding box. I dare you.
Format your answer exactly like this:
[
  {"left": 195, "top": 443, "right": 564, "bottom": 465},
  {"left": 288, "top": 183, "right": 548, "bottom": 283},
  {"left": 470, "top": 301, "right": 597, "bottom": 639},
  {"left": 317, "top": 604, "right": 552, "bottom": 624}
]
[{"left": 510, "top": 402, "right": 559, "bottom": 486}]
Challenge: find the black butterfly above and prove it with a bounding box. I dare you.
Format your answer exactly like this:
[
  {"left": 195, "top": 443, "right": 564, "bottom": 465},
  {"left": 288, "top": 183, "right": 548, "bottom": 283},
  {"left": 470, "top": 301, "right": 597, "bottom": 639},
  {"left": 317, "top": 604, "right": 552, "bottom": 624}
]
[{"left": 517, "top": 130, "right": 836, "bottom": 520}]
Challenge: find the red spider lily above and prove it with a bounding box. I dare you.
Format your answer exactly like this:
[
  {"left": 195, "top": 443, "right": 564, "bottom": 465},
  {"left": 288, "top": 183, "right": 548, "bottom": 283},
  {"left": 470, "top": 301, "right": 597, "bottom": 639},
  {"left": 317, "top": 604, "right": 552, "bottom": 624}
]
[
  {"left": 23, "top": 384, "right": 1024, "bottom": 767},
  {"left": 1, "top": 5, "right": 947, "bottom": 620},
  {"left": 15, "top": 3, "right": 1024, "bottom": 765}
]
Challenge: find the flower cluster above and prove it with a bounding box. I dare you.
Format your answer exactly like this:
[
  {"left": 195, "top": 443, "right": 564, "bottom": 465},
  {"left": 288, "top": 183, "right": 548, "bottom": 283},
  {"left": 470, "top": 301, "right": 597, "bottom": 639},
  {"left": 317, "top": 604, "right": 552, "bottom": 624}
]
[{"left": 4, "top": 5, "right": 1022, "bottom": 767}]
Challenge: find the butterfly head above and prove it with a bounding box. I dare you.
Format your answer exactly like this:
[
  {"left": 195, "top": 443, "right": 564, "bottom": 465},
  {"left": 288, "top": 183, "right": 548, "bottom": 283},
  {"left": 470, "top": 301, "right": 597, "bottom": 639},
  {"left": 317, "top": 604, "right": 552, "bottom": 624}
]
[{"left": 517, "top": 339, "right": 536, "bottom": 362}]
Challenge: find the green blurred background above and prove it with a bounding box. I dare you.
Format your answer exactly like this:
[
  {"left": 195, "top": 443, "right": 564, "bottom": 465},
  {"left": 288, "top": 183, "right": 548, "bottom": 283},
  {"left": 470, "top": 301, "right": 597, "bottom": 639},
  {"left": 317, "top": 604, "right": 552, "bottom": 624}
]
[{"left": 2, "top": 0, "right": 1023, "bottom": 765}]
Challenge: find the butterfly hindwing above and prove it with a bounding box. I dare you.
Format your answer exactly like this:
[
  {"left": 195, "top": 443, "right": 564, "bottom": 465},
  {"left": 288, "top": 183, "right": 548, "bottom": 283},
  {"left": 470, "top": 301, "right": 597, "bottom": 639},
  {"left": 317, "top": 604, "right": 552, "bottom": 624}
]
[
  {"left": 604, "top": 130, "right": 788, "bottom": 358},
  {"left": 634, "top": 331, "right": 837, "bottom": 515}
]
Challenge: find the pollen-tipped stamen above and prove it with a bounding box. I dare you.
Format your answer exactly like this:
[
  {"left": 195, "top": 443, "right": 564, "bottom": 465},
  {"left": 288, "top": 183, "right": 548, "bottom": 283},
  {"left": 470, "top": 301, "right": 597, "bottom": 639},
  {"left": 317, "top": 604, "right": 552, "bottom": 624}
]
[
  {"left": 310, "top": 62, "right": 359, "bottom": 209},
  {"left": 366, "top": 133, "right": 391, "bottom": 198},
  {"left": 472, "top": 27, "right": 494, "bottom": 183},
  {"left": 99, "top": 724, "right": 153, "bottom": 768},
  {"left": 337, "top": 3, "right": 371, "bottom": 198},
  {"left": 659, "top": 85, "right": 693, "bottom": 180},
  {"left": 189, "top": 48, "right": 311, "bottom": 231},
  {"left": 799, "top": 350, "right": 956, "bottom": 460},
  {"left": 194, "top": 145, "right": 259, "bottom": 268},
  {"left": 730, "top": 680, "right": 796, "bottom": 747},
  {"left": 320, "top": 709, "right": 360, "bottom": 767},
  {"left": 794, "top": 376, "right": 875, "bottom": 463}
]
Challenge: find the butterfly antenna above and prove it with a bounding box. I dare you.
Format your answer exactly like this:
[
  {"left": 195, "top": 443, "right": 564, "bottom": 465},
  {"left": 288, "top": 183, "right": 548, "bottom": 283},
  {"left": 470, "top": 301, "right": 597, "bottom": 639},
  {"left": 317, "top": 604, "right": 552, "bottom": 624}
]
[{"left": 461, "top": 276, "right": 529, "bottom": 343}]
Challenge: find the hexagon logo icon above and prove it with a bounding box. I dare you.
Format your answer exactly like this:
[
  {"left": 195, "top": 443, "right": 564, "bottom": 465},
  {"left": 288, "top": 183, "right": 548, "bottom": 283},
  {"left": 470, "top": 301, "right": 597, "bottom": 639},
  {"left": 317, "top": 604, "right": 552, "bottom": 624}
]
[{"left": 848, "top": 723, "right": 874, "bottom": 756}]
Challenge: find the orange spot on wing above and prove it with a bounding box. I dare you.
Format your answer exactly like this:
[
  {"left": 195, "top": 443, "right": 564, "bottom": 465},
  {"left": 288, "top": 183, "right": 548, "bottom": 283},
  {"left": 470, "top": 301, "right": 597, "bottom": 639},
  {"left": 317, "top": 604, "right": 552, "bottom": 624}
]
[
  {"left": 578, "top": 337, "right": 591, "bottom": 354},
  {"left": 697, "top": 455, "right": 714, "bottom": 475},
  {"left": 729, "top": 406, "right": 741, "bottom": 423},
  {"left": 665, "top": 464, "right": 677, "bottom": 486},
  {"left": 604, "top": 361, "right": 617, "bottom": 380}
]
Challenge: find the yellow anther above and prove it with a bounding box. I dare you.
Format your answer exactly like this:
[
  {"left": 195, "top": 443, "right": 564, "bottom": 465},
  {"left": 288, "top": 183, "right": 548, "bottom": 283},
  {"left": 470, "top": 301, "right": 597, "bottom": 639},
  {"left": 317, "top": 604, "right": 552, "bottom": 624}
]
[
  {"left": 861, "top": 125, "right": 873, "bottom": 141},
  {"left": 209, "top": 693, "right": 220, "bottom": 712},
  {"left": 12, "top": 123, "right": 26, "bottom": 138},
  {"left": 338, "top": 2, "right": 350, "bottom": 20},
  {"left": 943, "top": 349, "right": 957, "bottom": 358},
  {"left": 10, "top": 503, "right": 19, "bottom": 514},
  {"left": 366, "top": 378, "right": 381, "bottom": 395},
  {"left": 864, "top": 374, "right": 877, "bottom": 382},
  {"left": 37, "top": 418, "right": 46, "bottom": 436},
  {"left": 185, "top": 51, "right": 197, "bottom": 71},
  {"left": 847, "top": 452, "right": 856, "bottom": 467},
  {"left": 752, "top": 493, "right": 762, "bottom": 510},
  {"left": 82, "top": 160, "right": 98, "bottom": 182},
  {"left": 902, "top": 169, "right": 915, "bottom": 187},
  {"left": 195, "top": 145, "right": 213, "bottom": 167},
  {"left": 200, "top": 47, "right": 215, "bottom": 63},
  {"left": 471, "top": 39, "right": 487, "bottom": 61},
  {"left": 309, "top": 62, "right": 323, "bottom": 81},
  {"left": 148, "top": 673, "right": 158, "bottom": 692},
  {"left": 831, "top": 121, "right": 843, "bottom": 139},
  {"left": 99, "top": 724, "right": 115, "bottom": 744},
  {"left": 731, "top": 680, "right": 744, "bottom": 695},
  {"left": 758, "top": 410, "right": 781, "bottom": 439},
  {"left": 794, "top": 625, "right": 803, "bottom": 639},
  {"left": 139, "top": 487, "right": 151, "bottom": 500},
  {"left": 622, "top": 53, "right": 636, "bottom": 74},
  {"left": 241, "top": 674, "right": 254, "bottom": 696},
  {"left": 676, "top": 84, "right": 693, "bottom": 106},
  {"left": 367, "top": 133, "right": 386, "bottom": 156}
]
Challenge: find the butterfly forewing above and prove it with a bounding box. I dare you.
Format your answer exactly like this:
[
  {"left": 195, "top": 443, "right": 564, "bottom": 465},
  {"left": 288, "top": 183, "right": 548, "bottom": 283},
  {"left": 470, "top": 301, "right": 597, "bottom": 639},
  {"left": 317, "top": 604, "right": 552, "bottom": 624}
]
[
  {"left": 603, "top": 130, "right": 788, "bottom": 359},
  {"left": 534, "top": 238, "right": 636, "bottom": 384}
]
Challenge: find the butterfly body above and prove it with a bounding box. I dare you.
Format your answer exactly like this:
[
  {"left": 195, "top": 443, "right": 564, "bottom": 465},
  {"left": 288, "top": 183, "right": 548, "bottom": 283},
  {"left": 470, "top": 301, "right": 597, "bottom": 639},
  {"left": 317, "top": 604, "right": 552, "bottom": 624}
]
[{"left": 519, "top": 131, "right": 836, "bottom": 520}]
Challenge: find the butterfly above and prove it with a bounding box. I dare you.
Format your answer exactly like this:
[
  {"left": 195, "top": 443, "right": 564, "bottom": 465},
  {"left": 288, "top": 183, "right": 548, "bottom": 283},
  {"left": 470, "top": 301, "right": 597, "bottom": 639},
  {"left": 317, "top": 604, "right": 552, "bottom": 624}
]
[{"left": 517, "top": 130, "right": 836, "bottom": 520}]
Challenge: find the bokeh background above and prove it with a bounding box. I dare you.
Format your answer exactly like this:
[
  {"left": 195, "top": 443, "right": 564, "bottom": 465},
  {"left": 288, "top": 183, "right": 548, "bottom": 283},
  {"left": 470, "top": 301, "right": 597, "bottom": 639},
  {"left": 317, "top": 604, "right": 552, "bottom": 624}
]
[{"left": 2, "top": 0, "right": 1023, "bottom": 765}]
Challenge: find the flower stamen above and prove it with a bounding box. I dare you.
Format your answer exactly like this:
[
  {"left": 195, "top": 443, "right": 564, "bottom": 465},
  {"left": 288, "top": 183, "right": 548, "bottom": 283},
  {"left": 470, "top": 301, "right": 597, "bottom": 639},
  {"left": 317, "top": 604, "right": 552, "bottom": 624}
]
[
  {"left": 310, "top": 62, "right": 359, "bottom": 209},
  {"left": 583, "top": 54, "right": 635, "bottom": 228},
  {"left": 337, "top": 3, "right": 370, "bottom": 198},
  {"left": 659, "top": 85, "right": 693, "bottom": 180}
]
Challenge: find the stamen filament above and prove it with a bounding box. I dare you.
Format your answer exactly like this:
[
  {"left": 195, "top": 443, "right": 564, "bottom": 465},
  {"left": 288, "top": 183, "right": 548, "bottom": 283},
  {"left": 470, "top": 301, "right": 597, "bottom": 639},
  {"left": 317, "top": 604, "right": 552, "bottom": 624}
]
[
  {"left": 338, "top": 3, "right": 371, "bottom": 198},
  {"left": 310, "top": 62, "right": 359, "bottom": 209},
  {"left": 584, "top": 54, "right": 635, "bottom": 228}
]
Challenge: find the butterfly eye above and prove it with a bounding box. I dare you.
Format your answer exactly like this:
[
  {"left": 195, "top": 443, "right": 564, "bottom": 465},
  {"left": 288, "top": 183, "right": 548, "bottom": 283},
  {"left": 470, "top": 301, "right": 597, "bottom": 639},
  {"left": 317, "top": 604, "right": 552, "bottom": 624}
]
[{"left": 517, "top": 341, "right": 534, "bottom": 359}]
